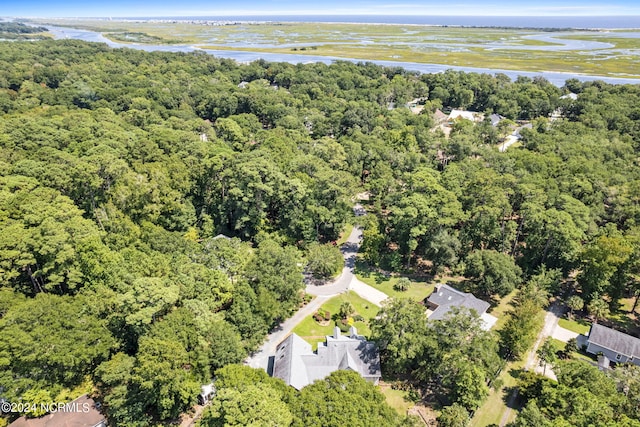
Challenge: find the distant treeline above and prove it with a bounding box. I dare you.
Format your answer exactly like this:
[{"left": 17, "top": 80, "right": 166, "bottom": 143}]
[{"left": 0, "top": 22, "right": 48, "bottom": 34}]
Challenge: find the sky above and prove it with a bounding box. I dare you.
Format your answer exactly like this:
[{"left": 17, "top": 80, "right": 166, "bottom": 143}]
[{"left": 4, "top": 0, "right": 640, "bottom": 18}]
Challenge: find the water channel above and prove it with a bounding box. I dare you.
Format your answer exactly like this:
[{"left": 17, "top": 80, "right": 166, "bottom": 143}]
[{"left": 45, "top": 25, "right": 640, "bottom": 87}]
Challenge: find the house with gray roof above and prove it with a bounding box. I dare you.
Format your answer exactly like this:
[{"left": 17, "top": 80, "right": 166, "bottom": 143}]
[
  {"left": 272, "top": 326, "right": 381, "bottom": 390},
  {"left": 585, "top": 323, "right": 640, "bottom": 368},
  {"left": 425, "top": 284, "right": 497, "bottom": 330}
]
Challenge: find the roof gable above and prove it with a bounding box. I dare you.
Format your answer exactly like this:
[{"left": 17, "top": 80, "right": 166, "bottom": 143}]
[
  {"left": 427, "top": 284, "right": 490, "bottom": 320},
  {"left": 272, "top": 331, "right": 381, "bottom": 390}
]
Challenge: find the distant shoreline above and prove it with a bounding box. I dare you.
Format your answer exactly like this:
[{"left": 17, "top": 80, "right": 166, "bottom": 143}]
[{"left": 15, "top": 15, "right": 640, "bottom": 30}]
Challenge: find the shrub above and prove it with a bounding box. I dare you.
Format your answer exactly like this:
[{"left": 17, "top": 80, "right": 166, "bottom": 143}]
[
  {"left": 337, "top": 319, "right": 350, "bottom": 332},
  {"left": 393, "top": 277, "right": 411, "bottom": 292}
]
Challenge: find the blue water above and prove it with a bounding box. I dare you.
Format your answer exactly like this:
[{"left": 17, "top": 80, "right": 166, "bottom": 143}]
[
  {"left": 127, "top": 15, "right": 640, "bottom": 29},
  {"left": 45, "top": 25, "right": 640, "bottom": 86}
]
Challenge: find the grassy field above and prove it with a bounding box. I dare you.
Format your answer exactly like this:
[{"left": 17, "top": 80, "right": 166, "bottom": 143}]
[
  {"left": 355, "top": 263, "right": 435, "bottom": 301},
  {"left": 489, "top": 289, "right": 518, "bottom": 331},
  {"left": 292, "top": 291, "right": 379, "bottom": 348},
  {"left": 379, "top": 386, "right": 415, "bottom": 415},
  {"left": 471, "top": 359, "right": 524, "bottom": 427},
  {"left": 32, "top": 18, "right": 640, "bottom": 79},
  {"left": 558, "top": 317, "right": 591, "bottom": 335}
]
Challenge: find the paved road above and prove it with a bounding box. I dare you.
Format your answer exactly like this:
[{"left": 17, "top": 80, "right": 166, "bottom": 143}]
[{"left": 245, "top": 205, "right": 390, "bottom": 370}]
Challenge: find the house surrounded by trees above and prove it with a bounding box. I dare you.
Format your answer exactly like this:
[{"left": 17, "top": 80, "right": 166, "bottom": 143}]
[
  {"left": 425, "top": 284, "right": 498, "bottom": 330},
  {"left": 272, "top": 327, "right": 381, "bottom": 390},
  {"left": 585, "top": 323, "right": 640, "bottom": 368}
]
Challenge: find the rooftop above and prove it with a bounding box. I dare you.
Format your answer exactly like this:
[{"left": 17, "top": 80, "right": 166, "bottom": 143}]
[
  {"left": 426, "top": 284, "right": 496, "bottom": 330},
  {"left": 588, "top": 323, "right": 640, "bottom": 358},
  {"left": 272, "top": 326, "right": 381, "bottom": 390}
]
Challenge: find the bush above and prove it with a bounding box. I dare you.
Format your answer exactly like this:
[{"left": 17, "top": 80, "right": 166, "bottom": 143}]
[
  {"left": 353, "top": 314, "right": 365, "bottom": 322},
  {"left": 393, "top": 277, "right": 411, "bottom": 292},
  {"left": 337, "top": 319, "right": 350, "bottom": 332},
  {"left": 313, "top": 309, "right": 330, "bottom": 322}
]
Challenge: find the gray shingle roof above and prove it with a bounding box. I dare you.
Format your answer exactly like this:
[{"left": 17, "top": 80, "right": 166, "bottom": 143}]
[
  {"left": 272, "top": 327, "right": 381, "bottom": 390},
  {"left": 427, "top": 284, "right": 490, "bottom": 321},
  {"left": 588, "top": 323, "right": 640, "bottom": 358}
]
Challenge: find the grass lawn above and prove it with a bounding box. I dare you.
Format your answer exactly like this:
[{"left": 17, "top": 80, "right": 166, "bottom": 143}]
[
  {"left": 292, "top": 291, "right": 379, "bottom": 348},
  {"left": 618, "top": 297, "right": 637, "bottom": 313},
  {"left": 471, "top": 359, "right": 524, "bottom": 427},
  {"left": 379, "top": 386, "right": 415, "bottom": 416},
  {"left": 489, "top": 289, "right": 518, "bottom": 331},
  {"left": 355, "top": 263, "right": 435, "bottom": 301},
  {"left": 558, "top": 317, "right": 591, "bottom": 335},
  {"left": 549, "top": 338, "right": 566, "bottom": 353}
]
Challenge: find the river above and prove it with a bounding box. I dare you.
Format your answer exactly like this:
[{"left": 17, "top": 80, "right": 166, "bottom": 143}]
[{"left": 45, "top": 25, "right": 640, "bottom": 87}]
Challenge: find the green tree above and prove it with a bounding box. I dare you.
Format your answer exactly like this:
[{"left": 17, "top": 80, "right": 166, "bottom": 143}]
[
  {"left": 465, "top": 249, "right": 522, "bottom": 297},
  {"left": 306, "top": 242, "right": 343, "bottom": 279},
  {"left": 587, "top": 294, "right": 610, "bottom": 323},
  {"left": 437, "top": 404, "right": 470, "bottom": 427},
  {"left": 579, "top": 234, "right": 633, "bottom": 301},
  {"left": 537, "top": 338, "right": 557, "bottom": 376},
  {"left": 248, "top": 238, "right": 304, "bottom": 325},
  {"left": 370, "top": 298, "right": 429, "bottom": 375},
  {"left": 566, "top": 295, "right": 584, "bottom": 320},
  {"left": 0, "top": 293, "right": 116, "bottom": 399},
  {"left": 200, "top": 383, "right": 293, "bottom": 427},
  {"left": 338, "top": 301, "right": 355, "bottom": 319},
  {"left": 291, "top": 371, "right": 408, "bottom": 427}
]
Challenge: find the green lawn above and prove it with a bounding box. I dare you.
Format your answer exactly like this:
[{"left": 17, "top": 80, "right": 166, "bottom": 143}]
[
  {"left": 471, "top": 360, "right": 524, "bottom": 427},
  {"left": 380, "top": 386, "right": 415, "bottom": 415},
  {"left": 558, "top": 317, "right": 591, "bottom": 335},
  {"left": 549, "top": 338, "right": 566, "bottom": 353},
  {"left": 489, "top": 289, "right": 518, "bottom": 331},
  {"left": 292, "top": 291, "right": 380, "bottom": 348},
  {"left": 355, "top": 264, "right": 434, "bottom": 301}
]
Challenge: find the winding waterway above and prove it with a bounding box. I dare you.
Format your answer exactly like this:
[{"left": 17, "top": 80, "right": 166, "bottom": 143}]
[{"left": 45, "top": 25, "right": 640, "bottom": 87}]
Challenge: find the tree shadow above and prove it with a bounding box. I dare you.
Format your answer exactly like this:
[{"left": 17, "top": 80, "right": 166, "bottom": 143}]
[
  {"left": 502, "top": 385, "right": 521, "bottom": 410},
  {"left": 354, "top": 259, "right": 390, "bottom": 284}
]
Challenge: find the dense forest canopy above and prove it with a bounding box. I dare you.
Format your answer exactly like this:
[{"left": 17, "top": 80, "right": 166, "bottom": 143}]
[{"left": 1, "top": 38, "right": 640, "bottom": 426}]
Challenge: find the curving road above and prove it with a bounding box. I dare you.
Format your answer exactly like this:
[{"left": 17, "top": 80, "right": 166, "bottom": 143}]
[{"left": 245, "top": 205, "right": 389, "bottom": 371}]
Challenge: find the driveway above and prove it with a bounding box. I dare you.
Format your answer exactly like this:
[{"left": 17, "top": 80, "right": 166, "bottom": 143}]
[
  {"left": 246, "top": 205, "right": 391, "bottom": 370},
  {"left": 551, "top": 325, "right": 579, "bottom": 343},
  {"left": 349, "top": 276, "right": 389, "bottom": 307},
  {"left": 245, "top": 294, "right": 331, "bottom": 371}
]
